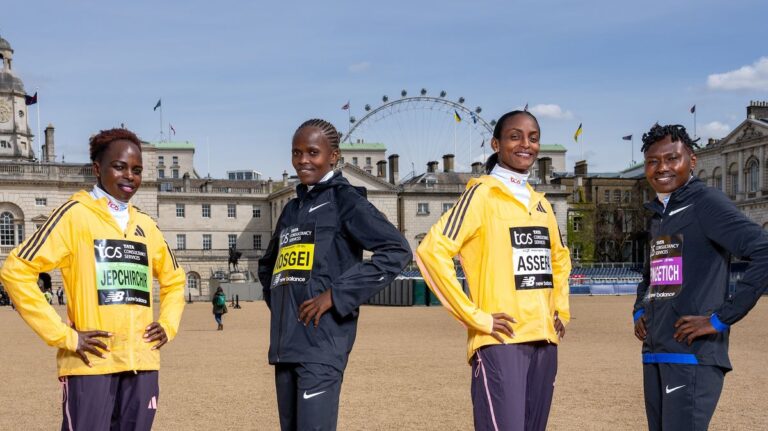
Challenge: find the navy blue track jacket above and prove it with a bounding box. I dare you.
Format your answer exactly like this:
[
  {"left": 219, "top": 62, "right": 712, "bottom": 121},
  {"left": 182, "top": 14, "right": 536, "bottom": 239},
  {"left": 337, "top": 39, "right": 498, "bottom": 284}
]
[
  {"left": 634, "top": 177, "right": 768, "bottom": 370},
  {"left": 258, "top": 172, "right": 412, "bottom": 371}
]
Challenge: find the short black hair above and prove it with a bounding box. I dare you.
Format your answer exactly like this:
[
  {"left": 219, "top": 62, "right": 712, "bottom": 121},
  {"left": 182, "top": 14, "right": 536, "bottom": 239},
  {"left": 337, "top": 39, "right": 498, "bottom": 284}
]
[
  {"left": 484, "top": 110, "right": 540, "bottom": 174},
  {"left": 641, "top": 124, "right": 699, "bottom": 153},
  {"left": 89, "top": 128, "right": 142, "bottom": 162}
]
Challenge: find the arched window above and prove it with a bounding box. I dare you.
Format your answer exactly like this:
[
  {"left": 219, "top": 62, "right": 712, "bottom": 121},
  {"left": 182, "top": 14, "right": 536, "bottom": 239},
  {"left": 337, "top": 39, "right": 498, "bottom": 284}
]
[
  {"left": 728, "top": 163, "right": 739, "bottom": 197},
  {"left": 712, "top": 167, "right": 722, "bottom": 190},
  {"left": 746, "top": 158, "right": 759, "bottom": 193},
  {"left": 187, "top": 272, "right": 200, "bottom": 292},
  {"left": 0, "top": 212, "right": 15, "bottom": 246},
  {"left": 697, "top": 169, "right": 707, "bottom": 184}
]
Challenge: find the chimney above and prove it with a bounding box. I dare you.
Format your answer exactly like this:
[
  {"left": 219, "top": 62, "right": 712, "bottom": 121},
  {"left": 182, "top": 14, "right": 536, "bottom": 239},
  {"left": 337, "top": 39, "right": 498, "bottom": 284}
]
[
  {"left": 575, "top": 160, "right": 588, "bottom": 177},
  {"left": 427, "top": 161, "right": 439, "bottom": 173},
  {"left": 388, "top": 154, "right": 399, "bottom": 184},
  {"left": 376, "top": 160, "right": 387, "bottom": 178},
  {"left": 442, "top": 154, "right": 455, "bottom": 173},
  {"left": 282, "top": 170, "right": 288, "bottom": 186},
  {"left": 267, "top": 178, "right": 273, "bottom": 193},
  {"left": 747, "top": 100, "right": 768, "bottom": 120},
  {"left": 537, "top": 157, "right": 551, "bottom": 184},
  {"left": 471, "top": 162, "right": 483, "bottom": 174},
  {"left": 43, "top": 124, "right": 55, "bottom": 163}
]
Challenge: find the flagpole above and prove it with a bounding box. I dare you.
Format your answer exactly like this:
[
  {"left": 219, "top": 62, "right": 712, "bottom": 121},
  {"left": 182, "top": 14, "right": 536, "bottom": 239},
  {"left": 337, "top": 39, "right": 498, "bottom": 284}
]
[
  {"left": 159, "top": 100, "right": 164, "bottom": 142},
  {"left": 347, "top": 102, "right": 351, "bottom": 143},
  {"left": 693, "top": 109, "right": 697, "bottom": 140},
  {"left": 631, "top": 136, "right": 635, "bottom": 165},
  {"left": 36, "top": 87, "right": 41, "bottom": 163},
  {"left": 469, "top": 122, "right": 472, "bottom": 170},
  {"left": 453, "top": 119, "right": 457, "bottom": 160}
]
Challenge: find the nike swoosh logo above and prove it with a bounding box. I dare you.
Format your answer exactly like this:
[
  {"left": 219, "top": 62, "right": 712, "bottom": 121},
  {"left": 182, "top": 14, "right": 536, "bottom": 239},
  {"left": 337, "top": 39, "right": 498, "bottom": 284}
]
[
  {"left": 308, "top": 202, "right": 330, "bottom": 213},
  {"left": 303, "top": 390, "right": 326, "bottom": 400},
  {"left": 665, "top": 384, "right": 685, "bottom": 394},
  {"left": 668, "top": 204, "right": 692, "bottom": 216}
]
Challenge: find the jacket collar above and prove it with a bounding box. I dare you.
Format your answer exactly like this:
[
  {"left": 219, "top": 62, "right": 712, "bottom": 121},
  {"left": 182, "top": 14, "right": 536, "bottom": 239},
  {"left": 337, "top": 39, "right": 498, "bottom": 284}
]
[
  {"left": 470, "top": 175, "right": 544, "bottom": 210},
  {"left": 296, "top": 170, "right": 351, "bottom": 200},
  {"left": 644, "top": 176, "right": 705, "bottom": 215}
]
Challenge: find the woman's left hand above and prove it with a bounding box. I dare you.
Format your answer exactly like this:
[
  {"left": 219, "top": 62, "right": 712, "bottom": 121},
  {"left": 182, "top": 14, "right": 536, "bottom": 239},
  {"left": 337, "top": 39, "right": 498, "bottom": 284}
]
[
  {"left": 144, "top": 322, "right": 168, "bottom": 350},
  {"left": 554, "top": 311, "right": 565, "bottom": 339},
  {"left": 299, "top": 290, "right": 333, "bottom": 328}
]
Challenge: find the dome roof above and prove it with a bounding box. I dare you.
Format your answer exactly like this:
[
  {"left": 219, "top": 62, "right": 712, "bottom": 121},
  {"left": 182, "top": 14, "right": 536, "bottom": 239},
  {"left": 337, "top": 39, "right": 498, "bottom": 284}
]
[
  {"left": 0, "top": 71, "right": 24, "bottom": 93},
  {"left": 0, "top": 36, "right": 11, "bottom": 51}
]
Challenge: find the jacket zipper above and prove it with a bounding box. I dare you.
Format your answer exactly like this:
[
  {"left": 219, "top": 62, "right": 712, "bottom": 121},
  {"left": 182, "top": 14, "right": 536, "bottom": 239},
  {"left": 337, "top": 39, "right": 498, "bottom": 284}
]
[{"left": 276, "top": 285, "right": 288, "bottom": 362}]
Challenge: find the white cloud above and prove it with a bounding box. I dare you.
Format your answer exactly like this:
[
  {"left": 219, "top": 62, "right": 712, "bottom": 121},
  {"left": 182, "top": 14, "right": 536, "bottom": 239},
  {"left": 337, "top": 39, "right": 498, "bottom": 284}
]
[
  {"left": 699, "top": 121, "right": 731, "bottom": 138},
  {"left": 348, "top": 61, "right": 371, "bottom": 73},
  {"left": 707, "top": 57, "right": 768, "bottom": 91},
  {"left": 528, "top": 104, "right": 574, "bottom": 120}
]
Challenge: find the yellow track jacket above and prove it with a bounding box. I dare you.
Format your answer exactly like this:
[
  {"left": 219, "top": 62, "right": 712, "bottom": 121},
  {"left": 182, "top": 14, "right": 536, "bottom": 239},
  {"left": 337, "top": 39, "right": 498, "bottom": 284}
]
[
  {"left": 0, "top": 191, "right": 186, "bottom": 377},
  {"left": 416, "top": 175, "right": 571, "bottom": 362}
]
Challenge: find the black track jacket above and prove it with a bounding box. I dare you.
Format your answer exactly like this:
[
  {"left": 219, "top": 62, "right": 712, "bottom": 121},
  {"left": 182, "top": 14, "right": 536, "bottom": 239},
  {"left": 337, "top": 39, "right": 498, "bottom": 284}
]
[
  {"left": 258, "top": 172, "right": 412, "bottom": 371},
  {"left": 634, "top": 177, "right": 768, "bottom": 369}
]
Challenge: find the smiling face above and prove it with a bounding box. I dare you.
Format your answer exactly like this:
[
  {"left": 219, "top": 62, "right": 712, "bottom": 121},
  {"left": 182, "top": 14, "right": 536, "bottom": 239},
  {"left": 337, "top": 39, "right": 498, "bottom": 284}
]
[
  {"left": 291, "top": 126, "right": 339, "bottom": 185},
  {"left": 644, "top": 136, "right": 696, "bottom": 194},
  {"left": 93, "top": 139, "right": 143, "bottom": 201},
  {"left": 491, "top": 113, "right": 540, "bottom": 174}
]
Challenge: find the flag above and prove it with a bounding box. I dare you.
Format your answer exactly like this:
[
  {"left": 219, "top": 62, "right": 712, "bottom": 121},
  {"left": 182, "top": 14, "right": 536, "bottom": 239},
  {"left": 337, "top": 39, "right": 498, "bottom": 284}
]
[
  {"left": 690, "top": 105, "right": 696, "bottom": 114},
  {"left": 341, "top": 101, "right": 350, "bottom": 110},
  {"left": 25, "top": 92, "right": 38, "bottom": 105},
  {"left": 153, "top": 99, "right": 161, "bottom": 111},
  {"left": 454, "top": 110, "right": 462, "bottom": 123},
  {"left": 622, "top": 134, "right": 632, "bottom": 141},
  {"left": 170, "top": 124, "right": 176, "bottom": 135},
  {"left": 524, "top": 103, "right": 529, "bottom": 112},
  {"left": 470, "top": 111, "right": 478, "bottom": 124},
  {"left": 573, "top": 123, "right": 583, "bottom": 142},
  {"left": 480, "top": 139, "right": 485, "bottom": 148}
]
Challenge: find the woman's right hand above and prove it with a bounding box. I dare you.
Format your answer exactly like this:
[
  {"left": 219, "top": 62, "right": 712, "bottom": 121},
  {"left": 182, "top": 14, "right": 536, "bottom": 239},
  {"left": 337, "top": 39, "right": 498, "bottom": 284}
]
[
  {"left": 75, "top": 330, "right": 112, "bottom": 367},
  {"left": 489, "top": 313, "right": 516, "bottom": 343}
]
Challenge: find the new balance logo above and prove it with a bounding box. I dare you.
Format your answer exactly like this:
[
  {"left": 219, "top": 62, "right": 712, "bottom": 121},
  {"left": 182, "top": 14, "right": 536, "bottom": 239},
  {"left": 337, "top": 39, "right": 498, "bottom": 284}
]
[
  {"left": 147, "top": 396, "right": 158, "bottom": 410},
  {"left": 536, "top": 202, "right": 547, "bottom": 213},
  {"left": 520, "top": 276, "right": 536, "bottom": 287},
  {"left": 134, "top": 225, "right": 146, "bottom": 237}
]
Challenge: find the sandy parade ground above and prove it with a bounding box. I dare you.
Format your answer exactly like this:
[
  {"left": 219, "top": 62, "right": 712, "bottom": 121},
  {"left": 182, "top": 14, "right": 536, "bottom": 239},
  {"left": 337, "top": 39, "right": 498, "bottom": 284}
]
[{"left": 1, "top": 296, "right": 766, "bottom": 430}]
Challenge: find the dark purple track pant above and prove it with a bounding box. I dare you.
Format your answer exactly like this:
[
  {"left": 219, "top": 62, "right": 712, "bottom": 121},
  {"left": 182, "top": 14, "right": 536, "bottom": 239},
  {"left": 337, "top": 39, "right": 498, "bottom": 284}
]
[
  {"left": 471, "top": 343, "right": 557, "bottom": 431},
  {"left": 60, "top": 371, "right": 159, "bottom": 431}
]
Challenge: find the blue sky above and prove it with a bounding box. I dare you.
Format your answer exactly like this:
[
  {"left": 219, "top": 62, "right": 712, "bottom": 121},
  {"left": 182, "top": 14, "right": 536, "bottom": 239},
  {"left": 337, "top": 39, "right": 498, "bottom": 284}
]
[{"left": 4, "top": 0, "right": 767, "bottom": 178}]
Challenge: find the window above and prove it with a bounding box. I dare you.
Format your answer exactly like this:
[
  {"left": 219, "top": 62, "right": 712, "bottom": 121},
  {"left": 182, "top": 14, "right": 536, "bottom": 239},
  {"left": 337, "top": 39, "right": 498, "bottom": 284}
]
[
  {"left": 712, "top": 167, "right": 723, "bottom": 190},
  {"left": 572, "top": 188, "right": 580, "bottom": 202},
  {"left": 253, "top": 234, "right": 262, "bottom": 250},
  {"left": 202, "top": 234, "right": 212, "bottom": 250},
  {"left": 603, "top": 190, "right": 610, "bottom": 203},
  {"left": 172, "top": 169, "right": 179, "bottom": 179},
  {"left": 35, "top": 198, "right": 47, "bottom": 206},
  {"left": 572, "top": 243, "right": 582, "bottom": 260},
  {"left": 227, "top": 204, "right": 236, "bottom": 218},
  {"left": 366, "top": 157, "right": 371, "bottom": 166},
  {"left": 417, "top": 203, "right": 429, "bottom": 215},
  {"left": 202, "top": 203, "right": 211, "bottom": 218},
  {"left": 176, "top": 234, "right": 186, "bottom": 250},
  {"left": 442, "top": 203, "right": 453, "bottom": 214},
  {"left": 0, "top": 140, "right": 8, "bottom": 148},
  {"left": 228, "top": 234, "right": 237, "bottom": 249},
  {"left": 252, "top": 206, "right": 261, "bottom": 218},
  {"left": 572, "top": 216, "right": 583, "bottom": 232},
  {"left": 0, "top": 212, "right": 15, "bottom": 246},
  {"left": 187, "top": 272, "right": 200, "bottom": 291},
  {"left": 158, "top": 169, "right": 165, "bottom": 179},
  {"left": 352, "top": 157, "right": 358, "bottom": 166},
  {"left": 176, "top": 203, "right": 185, "bottom": 218},
  {"left": 158, "top": 156, "right": 164, "bottom": 165},
  {"left": 613, "top": 190, "right": 621, "bottom": 203},
  {"left": 18, "top": 110, "right": 24, "bottom": 118},
  {"left": 621, "top": 210, "right": 634, "bottom": 233},
  {"left": 623, "top": 191, "right": 631, "bottom": 204},
  {"left": 172, "top": 156, "right": 178, "bottom": 165},
  {"left": 747, "top": 159, "right": 759, "bottom": 193}
]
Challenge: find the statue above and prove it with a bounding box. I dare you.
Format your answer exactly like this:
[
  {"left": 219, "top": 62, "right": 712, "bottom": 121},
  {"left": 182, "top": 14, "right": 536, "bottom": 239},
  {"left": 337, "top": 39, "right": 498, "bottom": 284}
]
[{"left": 228, "top": 246, "right": 242, "bottom": 273}]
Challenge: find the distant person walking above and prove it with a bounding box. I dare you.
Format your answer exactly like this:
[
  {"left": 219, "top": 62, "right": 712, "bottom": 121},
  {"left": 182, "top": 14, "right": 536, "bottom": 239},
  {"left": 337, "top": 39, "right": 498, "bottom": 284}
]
[{"left": 212, "top": 287, "right": 227, "bottom": 330}]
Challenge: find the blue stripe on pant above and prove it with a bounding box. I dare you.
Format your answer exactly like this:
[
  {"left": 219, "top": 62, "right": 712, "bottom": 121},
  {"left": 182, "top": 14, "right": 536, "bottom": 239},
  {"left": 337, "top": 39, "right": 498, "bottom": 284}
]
[
  {"left": 471, "top": 342, "right": 557, "bottom": 431},
  {"left": 60, "top": 370, "right": 159, "bottom": 431}
]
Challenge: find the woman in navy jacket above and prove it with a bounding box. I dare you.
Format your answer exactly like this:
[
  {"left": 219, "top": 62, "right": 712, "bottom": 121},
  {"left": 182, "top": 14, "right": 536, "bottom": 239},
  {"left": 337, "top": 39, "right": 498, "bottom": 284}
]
[{"left": 258, "top": 119, "right": 412, "bottom": 431}]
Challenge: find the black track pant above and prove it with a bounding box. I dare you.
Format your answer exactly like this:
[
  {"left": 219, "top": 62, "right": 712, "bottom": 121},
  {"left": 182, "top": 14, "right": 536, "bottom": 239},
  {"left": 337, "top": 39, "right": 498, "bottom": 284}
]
[
  {"left": 275, "top": 362, "right": 343, "bottom": 431},
  {"left": 643, "top": 363, "right": 724, "bottom": 430}
]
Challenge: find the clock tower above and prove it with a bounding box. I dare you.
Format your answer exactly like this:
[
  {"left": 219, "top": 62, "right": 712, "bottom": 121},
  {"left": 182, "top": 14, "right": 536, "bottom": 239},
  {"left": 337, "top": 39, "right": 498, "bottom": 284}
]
[{"left": 0, "top": 34, "right": 34, "bottom": 161}]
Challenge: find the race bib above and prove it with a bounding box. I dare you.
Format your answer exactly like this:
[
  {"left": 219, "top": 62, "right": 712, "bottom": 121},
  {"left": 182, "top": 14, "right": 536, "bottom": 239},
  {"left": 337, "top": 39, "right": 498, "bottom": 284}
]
[
  {"left": 647, "top": 235, "right": 683, "bottom": 300},
  {"left": 271, "top": 224, "right": 315, "bottom": 288},
  {"left": 511, "top": 227, "right": 554, "bottom": 290},
  {"left": 94, "top": 239, "right": 150, "bottom": 306}
]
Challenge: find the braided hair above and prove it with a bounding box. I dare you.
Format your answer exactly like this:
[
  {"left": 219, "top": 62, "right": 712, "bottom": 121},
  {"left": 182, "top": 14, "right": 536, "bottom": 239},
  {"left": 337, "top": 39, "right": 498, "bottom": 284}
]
[
  {"left": 484, "top": 110, "right": 540, "bottom": 174},
  {"left": 641, "top": 124, "right": 699, "bottom": 153},
  {"left": 294, "top": 119, "right": 341, "bottom": 149}
]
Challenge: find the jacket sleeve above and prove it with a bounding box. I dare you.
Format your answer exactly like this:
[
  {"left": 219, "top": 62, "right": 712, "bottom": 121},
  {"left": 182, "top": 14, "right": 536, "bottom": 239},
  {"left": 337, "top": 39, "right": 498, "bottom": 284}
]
[
  {"left": 258, "top": 207, "right": 290, "bottom": 309},
  {"left": 698, "top": 190, "right": 768, "bottom": 325},
  {"left": 547, "top": 203, "right": 572, "bottom": 325},
  {"left": 330, "top": 189, "right": 413, "bottom": 318},
  {"left": 633, "top": 256, "right": 650, "bottom": 321},
  {"left": 152, "top": 227, "right": 186, "bottom": 342},
  {"left": 0, "top": 205, "right": 78, "bottom": 352},
  {"left": 416, "top": 183, "right": 493, "bottom": 334}
]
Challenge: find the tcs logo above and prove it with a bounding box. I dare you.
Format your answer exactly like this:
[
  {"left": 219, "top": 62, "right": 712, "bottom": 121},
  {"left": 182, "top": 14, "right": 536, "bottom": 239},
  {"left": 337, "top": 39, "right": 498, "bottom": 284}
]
[
  {"left": 513, "top": 231, "right": 534, "bottom": 246},
  {"left": 95, "top": 244, "right": 123, "bottom": 259}
]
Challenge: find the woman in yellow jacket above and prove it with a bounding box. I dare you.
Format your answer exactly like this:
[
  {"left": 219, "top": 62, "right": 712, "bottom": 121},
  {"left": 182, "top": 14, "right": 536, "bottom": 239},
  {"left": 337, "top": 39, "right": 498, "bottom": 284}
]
[
  {"left": 417, "top": 110, "right": 571, "bottom": 431},
  {"left": 0, "top": 128, "right": 186, "bottom": 430}
]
